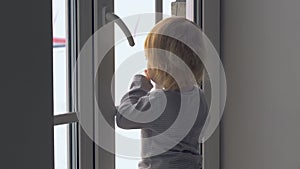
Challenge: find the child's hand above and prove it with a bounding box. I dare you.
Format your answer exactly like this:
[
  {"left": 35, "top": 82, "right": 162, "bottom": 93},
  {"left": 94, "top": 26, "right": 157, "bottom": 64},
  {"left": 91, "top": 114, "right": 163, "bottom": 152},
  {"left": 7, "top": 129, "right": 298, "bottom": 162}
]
[{"left": 144, "top": 69, "right": 151, "bottom": 81}]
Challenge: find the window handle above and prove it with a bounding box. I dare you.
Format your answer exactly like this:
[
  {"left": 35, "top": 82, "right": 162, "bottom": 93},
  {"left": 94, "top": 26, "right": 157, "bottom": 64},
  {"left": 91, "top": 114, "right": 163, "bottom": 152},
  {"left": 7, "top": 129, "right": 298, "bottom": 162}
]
[
  {"left": 54, "top": 112, "right": 78, "bottom": 126},
  {"left": 105, "top": 13, "right": 135, "bottom": 47}
]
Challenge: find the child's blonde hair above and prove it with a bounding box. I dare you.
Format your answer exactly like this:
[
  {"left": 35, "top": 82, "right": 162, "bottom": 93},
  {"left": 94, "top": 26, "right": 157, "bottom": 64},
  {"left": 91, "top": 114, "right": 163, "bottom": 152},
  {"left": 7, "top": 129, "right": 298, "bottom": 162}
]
[{"left": 144, "top": 17, "right": 205, "bottom": 90}]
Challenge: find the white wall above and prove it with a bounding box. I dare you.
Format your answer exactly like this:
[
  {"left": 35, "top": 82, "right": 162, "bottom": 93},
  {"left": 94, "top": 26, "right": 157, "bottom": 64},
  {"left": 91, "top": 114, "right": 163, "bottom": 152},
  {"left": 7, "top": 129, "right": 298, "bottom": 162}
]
[{"left": 221, "top": 0, "right": 300, "bottom": 169}]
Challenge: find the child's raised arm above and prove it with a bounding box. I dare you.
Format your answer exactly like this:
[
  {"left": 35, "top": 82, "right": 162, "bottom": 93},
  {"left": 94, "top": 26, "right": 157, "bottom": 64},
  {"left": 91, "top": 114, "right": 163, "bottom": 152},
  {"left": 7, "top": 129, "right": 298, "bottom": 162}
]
[{"left": 116, "top": 74, "right": 164, "bottom": 129}]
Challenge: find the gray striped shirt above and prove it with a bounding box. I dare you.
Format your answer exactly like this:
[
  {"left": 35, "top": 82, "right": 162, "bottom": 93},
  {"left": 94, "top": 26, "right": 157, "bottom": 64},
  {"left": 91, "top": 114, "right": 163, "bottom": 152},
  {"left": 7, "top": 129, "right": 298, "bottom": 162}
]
[{"left": 116, "top": 75, "right": 208, "bottom": 169}]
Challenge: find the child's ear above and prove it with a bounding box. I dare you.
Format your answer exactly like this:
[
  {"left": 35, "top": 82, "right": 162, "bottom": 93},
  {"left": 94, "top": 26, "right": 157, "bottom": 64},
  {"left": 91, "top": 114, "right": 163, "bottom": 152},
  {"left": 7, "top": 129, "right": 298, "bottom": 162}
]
[{"left": 144, "top": 69, "right": 151, "bottom": 80}]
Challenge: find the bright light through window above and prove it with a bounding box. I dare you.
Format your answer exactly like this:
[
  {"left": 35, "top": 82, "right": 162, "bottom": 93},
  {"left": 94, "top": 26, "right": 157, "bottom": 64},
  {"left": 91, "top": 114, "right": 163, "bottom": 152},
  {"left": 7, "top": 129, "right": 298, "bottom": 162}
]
[{"left": 52, "top": 0, "right": 68, "bottom": 169}]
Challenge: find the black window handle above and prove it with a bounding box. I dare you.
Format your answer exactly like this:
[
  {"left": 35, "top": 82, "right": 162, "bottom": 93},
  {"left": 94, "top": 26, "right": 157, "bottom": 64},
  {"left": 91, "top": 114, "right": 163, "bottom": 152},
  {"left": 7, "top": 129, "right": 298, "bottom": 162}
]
[{"left": 105, "top": 13, "right": 135, "bottom": 47}]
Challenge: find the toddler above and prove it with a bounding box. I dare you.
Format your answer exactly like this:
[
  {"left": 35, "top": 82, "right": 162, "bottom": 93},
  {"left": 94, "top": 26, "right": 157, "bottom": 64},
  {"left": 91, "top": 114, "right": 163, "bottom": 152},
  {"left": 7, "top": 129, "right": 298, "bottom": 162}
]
[{"left": 116, "top": 17, "right": 208, "bottom": 169}]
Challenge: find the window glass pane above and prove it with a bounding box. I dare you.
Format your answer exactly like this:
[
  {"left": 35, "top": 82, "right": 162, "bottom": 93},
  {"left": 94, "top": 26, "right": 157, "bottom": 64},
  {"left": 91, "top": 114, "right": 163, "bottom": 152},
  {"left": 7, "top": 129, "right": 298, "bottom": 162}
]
[
  {"left": 163, "top": 0, "right": 187, "bottom": 18},
  {"left": 115, "top": 0, "right": 154, "bottom": 17},
  {"left": 114, "top": 1, "right": 155, "bottom": 169},
  {"left": 53, "top": 0, "right": 68, "bottom": 115},
  {"left": 52, "top": 0, "right": 70, "bottom": 169},
  {"left": 163, "top": 0, "right": 176, "bottom": 17},
  {"left": 54, "top": 124, "right": 69, "bottom": 169}
]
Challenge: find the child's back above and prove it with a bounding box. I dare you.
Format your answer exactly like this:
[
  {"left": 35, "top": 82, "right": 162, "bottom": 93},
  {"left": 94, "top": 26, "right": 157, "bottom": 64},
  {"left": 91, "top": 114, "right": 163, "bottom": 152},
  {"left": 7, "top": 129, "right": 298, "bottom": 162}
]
[{"left": 116, "top": 75, "right": 208, "bottom": 169}]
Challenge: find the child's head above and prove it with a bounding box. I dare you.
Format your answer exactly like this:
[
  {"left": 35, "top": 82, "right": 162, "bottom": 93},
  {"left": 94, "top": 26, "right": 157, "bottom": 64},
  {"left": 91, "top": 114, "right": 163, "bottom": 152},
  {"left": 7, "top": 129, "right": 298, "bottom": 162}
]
[{"left": 144, "top": 17, "right": 205, "bottom": 90}]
